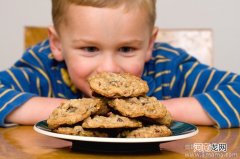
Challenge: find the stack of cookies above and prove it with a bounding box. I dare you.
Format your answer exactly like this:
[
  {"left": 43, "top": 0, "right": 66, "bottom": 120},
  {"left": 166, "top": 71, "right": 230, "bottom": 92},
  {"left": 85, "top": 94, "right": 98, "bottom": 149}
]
[{"left": 47, "top": 72, "right": 172, "bottom": 138}]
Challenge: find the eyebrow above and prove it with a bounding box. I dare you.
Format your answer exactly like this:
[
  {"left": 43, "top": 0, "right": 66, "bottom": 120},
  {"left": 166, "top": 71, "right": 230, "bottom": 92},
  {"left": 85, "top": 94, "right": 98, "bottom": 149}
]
[
  {"left": 118, "top": 40, "right": 144, "bottom": 46},
  {"left": 72, "top": 39, "right": 98, "bottom": 45},
  {"left": 72, "top": 38, "right": 144, "bottom": 46}
]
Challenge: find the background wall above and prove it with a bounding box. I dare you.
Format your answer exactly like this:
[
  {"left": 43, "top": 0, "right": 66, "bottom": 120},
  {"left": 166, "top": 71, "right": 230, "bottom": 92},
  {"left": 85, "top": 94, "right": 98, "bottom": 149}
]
[{"left": 0, "top": 0, "right": 239, "bottom": 73}]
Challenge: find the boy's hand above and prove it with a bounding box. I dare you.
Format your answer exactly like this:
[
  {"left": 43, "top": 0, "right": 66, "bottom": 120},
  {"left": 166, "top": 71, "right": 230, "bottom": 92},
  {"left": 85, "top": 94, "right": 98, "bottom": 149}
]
[
  {"left": 6, "top": 97, "right": 67, "bottom": 125},
  {"left": 161, "top": 97, "right": 215, "bottom": 126}
]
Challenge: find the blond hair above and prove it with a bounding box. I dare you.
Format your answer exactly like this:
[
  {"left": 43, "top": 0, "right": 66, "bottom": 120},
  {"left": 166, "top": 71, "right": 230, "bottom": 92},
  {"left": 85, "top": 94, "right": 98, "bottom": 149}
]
[{"left": 52, "top": 0, "right": 156, "bottom": 31}]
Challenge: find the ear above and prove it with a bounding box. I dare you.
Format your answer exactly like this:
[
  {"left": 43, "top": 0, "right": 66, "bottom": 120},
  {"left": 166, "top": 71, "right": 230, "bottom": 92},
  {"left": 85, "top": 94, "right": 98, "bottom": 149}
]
[
  {"left": 145, "top": 27, "right": 159, "bottom": 62},
  {"left": 48, "top": 26, "right": 64, "bottom": 61}
]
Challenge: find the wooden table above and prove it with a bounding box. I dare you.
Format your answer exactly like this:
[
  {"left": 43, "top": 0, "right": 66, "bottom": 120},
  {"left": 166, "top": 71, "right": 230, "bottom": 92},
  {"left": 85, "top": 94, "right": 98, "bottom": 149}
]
[{"left": 0, "top": 126, "right": 239, "bottom": 159}]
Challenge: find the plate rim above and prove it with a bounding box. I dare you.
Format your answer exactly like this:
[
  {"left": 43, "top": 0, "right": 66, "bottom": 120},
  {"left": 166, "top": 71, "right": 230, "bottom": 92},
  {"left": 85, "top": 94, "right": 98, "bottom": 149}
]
[{"left": 33, "top": 120, "right": 198, "bottom": 143}]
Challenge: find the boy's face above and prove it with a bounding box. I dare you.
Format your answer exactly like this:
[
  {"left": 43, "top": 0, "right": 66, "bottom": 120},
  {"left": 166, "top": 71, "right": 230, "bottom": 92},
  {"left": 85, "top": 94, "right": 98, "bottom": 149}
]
[{"left": 49, "top": 4, "right": 157, "bottom": 97}]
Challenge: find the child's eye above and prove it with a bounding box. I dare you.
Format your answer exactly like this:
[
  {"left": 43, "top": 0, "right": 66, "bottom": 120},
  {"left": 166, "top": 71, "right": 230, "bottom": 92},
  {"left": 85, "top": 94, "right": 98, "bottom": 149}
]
[
  {"left": 81, "top": 47, "right": 99, "bottom": 53},
  {"left": 119, "top": 47, "right": 135, "bottom": 53}
]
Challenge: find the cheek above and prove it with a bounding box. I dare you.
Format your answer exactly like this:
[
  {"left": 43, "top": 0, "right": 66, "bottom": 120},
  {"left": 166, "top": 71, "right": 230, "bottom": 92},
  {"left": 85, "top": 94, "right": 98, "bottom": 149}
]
[
  {"left": 68, "top": 63, "right": 89, "bottom": 88},
  {"left": 65, "top": 58, "right": 97, "bottom": 96},
  {"left": 67, "top": 60, "right": 92, "bottom": 79},
  {"left": 64, "top": 52, "right": 99, "bottom": 79},
  {"left": 120, "top": 59, "right": 145, "bottom": 77}
]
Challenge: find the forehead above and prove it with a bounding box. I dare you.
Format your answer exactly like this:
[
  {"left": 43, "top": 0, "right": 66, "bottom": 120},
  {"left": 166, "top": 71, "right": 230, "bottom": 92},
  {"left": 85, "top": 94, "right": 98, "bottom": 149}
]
[
  {"left": 53, "top": 0, "right": 156, "bottom": 33},
  {"left": 62, "top": 4, "right": 148, "bottom": 26},
  {"left": 59, "top": 4, "right": 150, "bottom": 35}
]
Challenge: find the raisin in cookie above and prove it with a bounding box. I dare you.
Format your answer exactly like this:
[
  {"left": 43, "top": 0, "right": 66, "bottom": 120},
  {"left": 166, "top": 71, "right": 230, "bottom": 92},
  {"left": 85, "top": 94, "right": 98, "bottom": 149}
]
[
  {"left": 118, "top": 125, "right": 172, "bottom": 138},
  {"left": 140, "top": 111, "right": 173, "bottom": 127},
  {"left": 47, "top": 98, "right": 104, "bottom": 129},
  {"left": 82, "top": 114, "right": 143, "bottom": 128},
  {"left": 154, "top": 111, "right": 173, "bottom": 127},
  {"left": 108, "top": 96, "right": 167, "bottom": 119},
  {"left": 94, "top": 98, "right": 110, "bottom": 116},
  {"left": 53, "top": 126, "right": 108, "bottom": 137},
  {"left": 88, "top": 72, "right": 149, "bottom": 98}
]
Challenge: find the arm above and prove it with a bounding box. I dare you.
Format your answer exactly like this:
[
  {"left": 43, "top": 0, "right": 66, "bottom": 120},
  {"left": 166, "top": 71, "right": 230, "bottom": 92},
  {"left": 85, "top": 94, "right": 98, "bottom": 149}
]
[
  {"left": 151, "top": 43, "right": 240, "bottom": 128},
  {"left": 169, "top": 51, "right": 240, "bottom": 128},
  {"left": 161, "top": 97, "right": 215, "bottom": 126},
  {"left": 0, "top": 40, "right": 71, "bottom": 127},
  {"left": 0, "top": 60, "right": 56, "bottom": 127},
  {"left": 5, "top": 97, "right": 67, "bottom": 125}
]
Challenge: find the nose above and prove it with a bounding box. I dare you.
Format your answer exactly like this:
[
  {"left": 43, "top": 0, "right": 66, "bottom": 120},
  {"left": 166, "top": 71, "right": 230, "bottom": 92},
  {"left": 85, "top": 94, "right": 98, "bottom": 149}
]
[{"left": 96, "top": 55, "right": 121, "bottom": 73}]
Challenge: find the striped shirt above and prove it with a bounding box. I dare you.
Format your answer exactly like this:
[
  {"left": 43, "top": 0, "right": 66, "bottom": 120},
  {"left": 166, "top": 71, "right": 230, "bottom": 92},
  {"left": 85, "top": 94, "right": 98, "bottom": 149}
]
[{"left": 0, "top": 40, "right": 239, "bottom": 128}]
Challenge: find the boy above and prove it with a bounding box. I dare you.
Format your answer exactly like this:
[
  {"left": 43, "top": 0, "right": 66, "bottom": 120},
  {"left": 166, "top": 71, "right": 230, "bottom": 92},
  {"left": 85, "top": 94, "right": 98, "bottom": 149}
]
[{"left": 0, "top": 0, "right": 239, "bottom": 128}]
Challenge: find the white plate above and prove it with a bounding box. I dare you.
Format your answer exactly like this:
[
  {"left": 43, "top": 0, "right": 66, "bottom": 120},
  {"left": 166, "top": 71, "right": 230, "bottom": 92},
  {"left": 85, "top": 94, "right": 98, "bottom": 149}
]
[
  {"left": 34, "top": 120, "right": 198, "bottom": 152},
  {"left": 34, "top": 120, "right": 198, "bottom": 143}
]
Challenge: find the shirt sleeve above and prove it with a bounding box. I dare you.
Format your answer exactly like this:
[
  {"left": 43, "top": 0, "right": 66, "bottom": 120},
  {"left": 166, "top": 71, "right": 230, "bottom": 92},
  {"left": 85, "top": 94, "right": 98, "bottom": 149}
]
[
  {"left": 170, "top": 49, "right": 240, "bottom": 128},
  {"left": 0, "top": 47, "right": 53, "bottom": 127}
]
